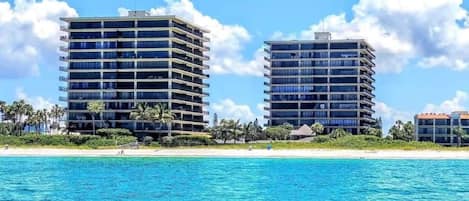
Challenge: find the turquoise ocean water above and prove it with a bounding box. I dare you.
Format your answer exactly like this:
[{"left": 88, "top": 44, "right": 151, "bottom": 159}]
[{"left": 1, "top": 157, "right": 469, "bottom": 201}]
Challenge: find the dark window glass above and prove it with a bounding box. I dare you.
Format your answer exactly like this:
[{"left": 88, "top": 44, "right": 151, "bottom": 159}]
[
  {"left": 70, "top": 72, "right": 100, "bottom": 79},
  {"left": 117, "top": 41, "right": 135, "bottom": 48},
  {"left": 271, "top": 103, "right": 298, "bottom": 109},
  {"left": 300, "top": 52, "right": 328, "bottom": 58},
  {"left": 137, "top": 82, "right": 168, "bottom": 89},
  {"left": 330, "top": 103, "right": 357, "bottom": 109},
  {"left": 271, "top": 52, "right": 299, "bottom": 59},
  {"left": 69, "top": 82, "right": 100, "bottom": 89},
  {"left": 330, "top": 60, "right": 358, "bottom": 66},
  {"left": 272, "top": 69, "right": 299, "bottom": 76},
  {"left": 271, "top": 111, "right": 298, "bottom": 118},
  {"left": 70, "top": 42, "right": 101, "bottom": 49},
  {"left": 331, "top": 94, "right": 357, "bottom": 101},
  {"left": 330, "top": 77, "right": 357, "bottom": 83},
  {"left": 271, "top": 61, "right": 299, "bottom": 67},
  {"left": 300, "top": 69, "right": 328, "bottom": 75},
  {"left": 137, "top": 72, "right": 168, "bottom": 79},
  {"left": 300, "top": 77, "right": 327, "bottom": 84},
  {"left": 70, "top": 62, "right": 101, "bottom": 69},
  {"left": 330, "top": 42, "right": 358, "bottom": 49},
  {"left": 102, "top": 41, "right": 117, "bottom": 49},
  {"left": 301, "top": 111, "right": 328, "bottom": 118},
  {"left": 137, "top": 61, "right": 169, "bottom": 69},
  {"left": 103, "top": 31, "right": 135, "bottom": 38},
  {"left": 330, "top": 111, "right": 357, "bottom": 117},
  {"left": 270, "top": 44, "right": 299, "bottom": 50},
  {"left": 137, "top": 41, "right": 169, "bottom": 48},
  {"left": 69, "top": 92, "right": 100, "bottom": 100},
  {"left": 137, "top": 20, "right": 169, "bottom": 27},
  {"left": 137, "top": 92, "right": 169, "bottom": 99},
  {"left": 103, "top": 72, "right": 134, "bottom": 79},
  {"left": 103, "top": 92, "right": 134, "bottom": 100},
  {"left": 69, "top": 52, "right": 101, "bottom": 59},
  {"left": 69, "top": 102, "right": 88, "bottom": 110},
  {"left": 137, "top": 51, "right": 169, "bottom": 58},
  {"left": 300, "top": 43, "right": 328, "bottom": 50},
  {"left": 272, "top": 78, "right": 298, "bottom": 84},
  {"left": 103, "top": 21, "right": 134, "bottom": 28},
  {"left": 330, "top": 51, "right": 358, "bottom": 58},
  {"left": 330, "top": 86, "right": 357, "bottom": 92},
  {"left": 102, "top": 82, "right": 134, "bottom": 89},
  {"left": 300, "top": 60, "right": 328, "bottom": 67},
  {"left": 70, "top": 32, "right": 102, "bottom": 39},
  {"left": 103, "top": 62, "right": 134, "bottom": 69},
  {"left": 103, "top": 51, "right": 135, "bottom": 59},
  {"left": 331, "top": 69, "right": 358, "bottom": 75},
  {"left": 70, "top": 22, "right": 101, "bottom": 29},
  {"left": 138, "top": 31, "right": 170, "bottom": 38}
]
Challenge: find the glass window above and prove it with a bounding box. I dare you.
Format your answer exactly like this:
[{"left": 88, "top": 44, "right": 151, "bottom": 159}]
[
  {"left": 300, "top": 60, "right": 328, "bottom": 67},
  {"left": 300, "top": 43, "right": 328, "bottom": 50},
  {"left": 137, "top": 51, "right": 169, "bottom": 58},
  {"left": 272, "top": 78, "right": 298, "bottom": 84},
  {"left": 103, "top": 62, "right": 134, "bottom": 69},
  {"left": 331, "top": 69, "right": 358, "bottom": 75},
  {"left": 270, "top": 44, "right": 299, "bottom": 50},
  {"left": 331, "top": 94, "right": 357, "bottom": 101},
  {"left": 300, "top": 103, "right": 327, "bottom": 109},
  {"left": 69, "top": 92, "right": 100, "bottom": 100},
  {"left": 69, "top": 52, "right": 101, "bottom": 59},
  {"left": 70, "top": 42, "right": 101, "bottom": 49},
  {"left": 103, "top": 31, "right": 135, "bottom": 38},
  {"left": 271, "top": 61, "right": 299, "bottom": 67},
  {"left": 103, "top": 72, "right": 134, "bottom": 79},
  {"left": 330, "top": 77, "right": 357, "bottom": 83},
  {"left": 271, "top": 52, "right": 298, "bottom": 59},
  {"left": 70, "top": 22, "right": 101, "bottom": 29},
  {"left": 272, "top": 69, "right": 299, "bottom": 76},
  {"left": 136, "top": 72, "right": 168, "bottom": 79},
  {"left": 137, "top": 61, "right": 169, "bottom": 69},
  {"left": 103, "top": 21, "right": 134, "bottom": 28},
  {"left": 137, "top": 20, "right": 169, "bottom": 27},
  {"left": 330, "top": 103, "right": 357, "bottom": 109},
  {"left": 330, "top": 60, "right": 358, "bottom": 66},
  {"left": 138, "top": 31, "right": 170, "bottom": 38},
  {"left": 330, "top": 42, "right": 358, "bottom": 49},
  {"left": 330, "top": 111, "right": 357, "bottom": 117},
  {"left": 271, "top": 103, "right": 298, "bottom": 109},
  {"left": 271, "top": 111, "right": 298, "bottom": 118},
  {"left": 300, "top": 52, "right": 328, "bottom": 58},
  {"left": 330, "top": 86, "right": 357, "bottom": 92},
  {"left": 70, "top": 62, "right": 101, "bottom": 69},
  {"left": 137, "top": 82, "right": 169, "bottom": 89},
  {"left": 103, "top": 92, "right": 134, "bottom": 100},
  {"left": 137, "top": 41, "right": 169, "bottom": 48},
  {"left": 330, "top": 51, "right": 358, "bottom": 58},
  {"left": 102, "top": 41, "right": 117, "bottom": 49},
  {"left": 70, "top": 72, "right": 101, "bottom": 80},
  {"left": 300, "top": 77, "right": 327, "bottom": 84},
  {"left": 70, "top": 32, "right": 102, "bottom": 39},
  {"left": 69, "top": 82, "right": 100, "bottom": 89},
  {"left": 137, "top": 92, "right": 169, "bottom": 99}
]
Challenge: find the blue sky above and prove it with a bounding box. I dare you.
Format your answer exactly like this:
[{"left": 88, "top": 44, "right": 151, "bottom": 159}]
[{"left": 1, "top": 0, "right": 469, "bottom": 133}]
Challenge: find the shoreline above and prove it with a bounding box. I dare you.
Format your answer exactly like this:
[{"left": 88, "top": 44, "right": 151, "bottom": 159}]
[{"left": 2, "top": 148, "right": 469, "bottom": 159}]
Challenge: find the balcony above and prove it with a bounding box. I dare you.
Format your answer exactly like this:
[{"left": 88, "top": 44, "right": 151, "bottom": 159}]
[
  {"left": 59, "top": 96, "right": 68, "bottom": 102},
  {"left": 263, "top": 81, "right": 270, "bottom": 86},
  {"left": 203, "top": 111, "right": 209, "bottom": 115},
  {"left": 59, "top": 66, "right": 68, "bottom": 72},
  {"left": 60, "top": 25, "right": 68, "bottom": 32},
  {"left": 59, "top": 46, "right": 68, "bottom": 51},
  {"left": 59, "top": 36, "right": 68, "bottom": 41},
  {"left": 203, "top": 83, "right": 210, "bottom": 87},
  {"left": 264, "top": 47, "right": 270, "bottom": 53},
  {"left": 59, "top": 86, "right": 68, "bottom": 92},
  {"left": 59, "top": 56, "right": 69, "bottom": 61},
  {"left": 203, "top": 101, "right": 210, "bottom": 106},
  {"left": 264, "top": 90, "right": 270, "bottom": 93},
  {"left": 264, "top": 65, "right": 270, "bottom": 70},
  {"left": 263, "top": 106, "right": 270, "bottom": 111},
  {"left": 264, "top": 98, "right": 270, "bottom": 102},
  {"left": 203, "top": 92, "right": 209, "bottom": 96},
  {"left": 264, "top": 56, "right": 271, "bottom": 61},
  {"left": 202, "top": 36, "right": 210, "bottom": 42},
  {"left": 264, "top": 72, "right": 270, "bottom": 77},
  {"left": 59, "top": 76, "right": 68, "bottom": 82}
]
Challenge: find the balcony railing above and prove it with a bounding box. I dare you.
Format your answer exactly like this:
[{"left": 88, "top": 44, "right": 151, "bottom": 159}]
[
  {"left": 59, "top": 36, "right": 68, "bottom": 41},
  {"left": 264, "top": 81, "right": 270, "bottom": 86},
  {"left": 59, "top": 46, "right": 68, "bottom": 51},
  {"left": 59, "top": 66, "right": 68, "bottom": 72},
  {"left": 60, "top": 26, "right": 68, "bottom": 31},
  {"left": 59, "top": 86, "right": 68, "bottom": 92},
  {"left": 59, "top": 56, "right": 69, "bottom": 61},
  {"left": 59, "top": 76, "right": 68, "bottom": 82},
  {"left": 203, "top": 101, "right": 210, "bottom": 106}
]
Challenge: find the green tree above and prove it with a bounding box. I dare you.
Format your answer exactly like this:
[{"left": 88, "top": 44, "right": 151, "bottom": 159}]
[
  {"left": 50, "top": 104, "right": 65, "bottom": 134},
  {"left": 264, "top": 126, "right": 290, "bottom": 140},
  {"left": 9, "top": 100, "right": 33, "bottom": 135},
  {"left": 87, "top": 101, "right": 105, "bottom": 135},
  {"left": 146, "top": 103, "right": 175, "bottom": 140},
  {"left": 216, "top": 119, "right": 234, "bottom": 144},
  {"left": 0, "top": 100, "right": 5, "bottom": 123},
  {"left": 311, "top": 122, "right": 324, "bottom": 135},
  {"left": 453, "top": 126, "right": 468, "bottom": 147},
  {"left": 389, "top": 120, "right": 414, "bottom": 141},
  {"left": 329, "top": 128, "right": 351, "bottom": 139},
  {"left": 365, "top": 127, "right": 382, "bottom": 137},
  {"left": 130, "top": 103, "right": 150, "bottom": 131}
]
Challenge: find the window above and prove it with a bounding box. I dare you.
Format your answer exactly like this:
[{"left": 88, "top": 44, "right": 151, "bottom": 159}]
[
  {"left": 300, "top": 103, "right": 327, "bottom": 109},
  {"left": 271, "top": 103, "right": 298, "bottom": 109},
  {"left": 70, "top": 22, "right": 101, "bottom": 29},
  {"left": 69, "top": 82, "right": 100, "bottom": 89},
  {"left": 271, "top": 111, "right": 298, "bottom": 118},
  {"left": 137, "top": 20, "right": 169, "bottom": 27},
  {"left": 330, "top": 77, "right": 357, "bottom": 83},
  {"left": 137, "top": 61, "right": 168, "bottom": 69},
  {"left": 272, "top": 69, "right": 299, "bottom": 76},
  {"left": 137, "top": 51, "right": 169, "bottom": 58},
  {"left": 271, "top": 52, "right": 298, "bottom": 59},
  {"left": 300, "top": 69, "right": 328, "bottom": 75},
  {"left": 103, "top": 92, "right": 134, "bottom": 100},
  {"left": 301, "top": 111, "right": 327, "bottom": 118},
  {"left": 102, "top": 82, "right": 134, "bottom": 89},
  {"left": 330, "top": 42, "right": 358, "bottom": 49},
  {"left": 330, "top": 86, "right": 357, "bottom": 92},
  {"left": 331, "top": 69, "right": 358, "bottom": 75},
  {"left": 103, "top": 31, "right": 135, "bottom": 38},
  {"left": 69, "top": 72, "right": 100, "bottom": 80},
  {"left": 70, "top": 62, "right": 101, "bottom": 69},
  {"left": 70, "top": 42, "right": 101, "bottom": 49},
  {"left": 330, "top": 60, "right": 358, "bottom": 66},
  {"left": 300, "top": 43, "right": 328, "bottom": 50},
  {"left": 70, "top": 32, "right": 102, "bottom": 39},
  {"left": 300, "top": 77, "right": 327, "bottom": 84},
  {"left": 330, "top": 51, "right": 358, "bottom": 58},
  {"left": 137, "top": 92, "right": 169, "bottom": 99},
  {"left": 300, "top": 60, "right": 328, "bottom": 67},
  {"left": 69, "top": 92, "right": 100, "bottom": 100},
  {"left": 270, "top": 44, "right": 299, "bottom": 50},
  {"left": 103, "top": 62, "right": 134, "bottom": 69},
  {"left": 271, "top": 61, "right": 298, "bottom": 67},
  {"left": 137, "top": 41, "right": 169, "bottom": 48},
  {"left": 69, "top": 52, "right": 101, "bottom": 59},
  {"left": 300, "top": 52, "right": 328, "bottom": 58},
  {"left": 136, "top": 72, "right": 168, "bottom": 79},
  {"left": 330, "top": 103, "right": 357, "bottom": 109},
  {"left": 103, "top": 21, "right": 134, "bottom": 28},
  {"left": 138, "top": 31, "right": 170, "bottom": 38},
  {"left": 330, "top": 111, "right": 357, "bottom": 117},
  {"left": 331, "top": 94, "right": 357, "bottom": 101},
  {"left": 103, "top": 72, "right": 134, "bottom": 79},
  {"left": 272, "top": 78, "right": 298, "bottom": 84}
]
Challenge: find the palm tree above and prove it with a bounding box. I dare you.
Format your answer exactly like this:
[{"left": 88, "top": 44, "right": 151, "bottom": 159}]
[
  {"left": 50, "top": 104, "right": 65, "bottom": 134},
  {"left": 311, "top": 122, "right": 324, "bottom": 135},
  {"left": 0, "top": 100, "right": 6, "bottom": 123},
  {"left": 130, "top": 103, "right": 150, "bottom": 131},
  {"left": 242, "top": 122, "right": 253, "bottom": 143},
  {"left": 453, "top": 126, "right": 468, "bottom": 147},
  {"left": 146, "top": 103, "right": 175, "bottom": 140},
  {"left": 87, "top": 101, "right": 105, "bottom": 135},
  {"left": 10, "top": 100, "right": 33, "bottom": 135}
]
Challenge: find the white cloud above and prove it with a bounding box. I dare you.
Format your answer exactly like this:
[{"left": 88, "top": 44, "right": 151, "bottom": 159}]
[
  {"left": 274, "top": 0, "right": 469, "bottom": 73},
  {"left": 119, "top": 0, "right": 263, "bottom": 76},
  {"left": 15, "top": 87, "right": 55, "bottom": 110},
  {"left": 374, "top": 101, "right": 413, "bottom": 133},
  {"left": 423, "top": 90, "right": 469, "bottom": 113},
  {"left": 211, "top": 99, "right": 263, "bottom": 124},
  {"left": 0, "top": 0, "right": 77, "bottom": 78}
]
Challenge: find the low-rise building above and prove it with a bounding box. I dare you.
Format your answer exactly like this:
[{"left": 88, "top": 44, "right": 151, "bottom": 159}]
[{"left": 414, "top": 111, "right": 469, "bottom": 146}]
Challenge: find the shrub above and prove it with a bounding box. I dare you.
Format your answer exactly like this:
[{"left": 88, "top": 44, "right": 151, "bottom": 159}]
[
  {"left": 143, "top": 136, "right": 154, "bottom": 145},
  {"left": 312, "top": 135, "right": 332, "bottom": 143},
  {"left": 96, "top": 128, "right": 132, "bottom": 138},
  {"left": 161, "top": 135, "right": 215, "bottom": 147},
  {"left": 84, "top": 136, "right": 137, "bottom": 148}
]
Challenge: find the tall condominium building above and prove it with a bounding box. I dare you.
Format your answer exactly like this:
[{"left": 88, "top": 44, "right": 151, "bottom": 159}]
[
  {"left": 59, "top": 11, "right": 210, "bottom": 137},
  {"left": 415, "top": 112, "right": 469, "bottom": 146},
  {"left": 264, "top": 32, "right": 375, "bottom": 134}
]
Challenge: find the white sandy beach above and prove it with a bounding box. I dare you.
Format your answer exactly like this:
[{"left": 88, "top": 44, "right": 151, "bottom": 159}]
[{"left": 2, "top": 148, "right": 469, "bottom": 159}]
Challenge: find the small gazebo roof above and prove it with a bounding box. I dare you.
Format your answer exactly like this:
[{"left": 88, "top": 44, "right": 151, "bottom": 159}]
[{"left": 290, "top": 124, "right": 313, "bottom": 136}]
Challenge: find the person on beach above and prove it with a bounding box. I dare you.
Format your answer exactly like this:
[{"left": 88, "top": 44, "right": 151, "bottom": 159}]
[
  {"left": 4, "top": 144, "right": 8, "bottom": 150},
  {"left": 248, "top": 145, "right": 252, "bottom": 151}
]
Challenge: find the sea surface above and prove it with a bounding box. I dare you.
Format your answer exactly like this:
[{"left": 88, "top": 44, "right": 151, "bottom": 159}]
[{"left": 0, "top": 157, "right": 468, "bottom": 201}]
